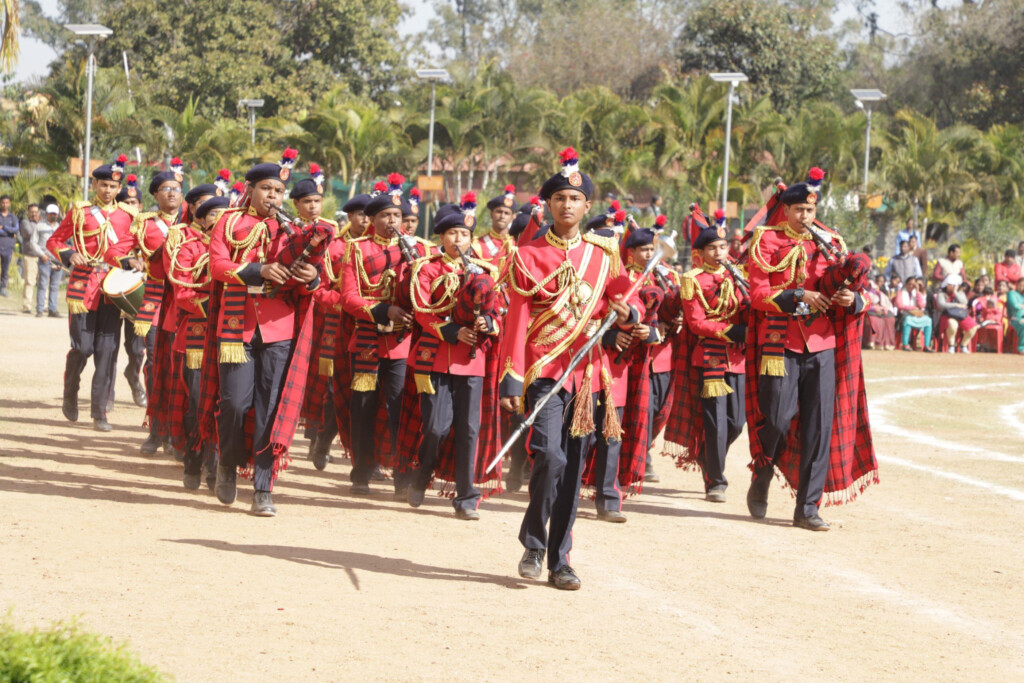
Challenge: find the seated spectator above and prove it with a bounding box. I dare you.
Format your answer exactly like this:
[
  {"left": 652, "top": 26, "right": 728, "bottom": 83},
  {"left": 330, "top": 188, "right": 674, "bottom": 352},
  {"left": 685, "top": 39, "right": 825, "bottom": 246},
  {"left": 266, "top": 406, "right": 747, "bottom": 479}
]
[
  {"left": 896, "top": 276, "right": 933, "bottom": 352},
  {"left": 969, "top": 275, "right": 989, "bottom": 306},
  {"left": 885, "top": 239, "right": 923, "bottom": 284},
  {"left": 888, "top": 273, "right": 904, "bottom": 300},
  {"left": 937, "top": 274, "right": 978, "bottom": 353},
  {"left": 994, "top": 250, "right": 1021, "bottom": 286},
  {"left": 1016, "top": 241, "right": 1024, "bottom": 269},
  {"left": 933, "top": 243, "right": 966, "bottom": 284},
  {"left": 972, "top": 287, "right": 1004, "bottom": 327},
  {"left": 864, "top": 279, "right": 897, "bottom": 350},
  {"left": 996, "top": 279, "right": 1010, "bottom": 304},
  {"left": 1007, "top": 278, "right": 1024, "bottom": 353},
  {"left": 874, "top": 274, "right": 889, "bottom": 297}
]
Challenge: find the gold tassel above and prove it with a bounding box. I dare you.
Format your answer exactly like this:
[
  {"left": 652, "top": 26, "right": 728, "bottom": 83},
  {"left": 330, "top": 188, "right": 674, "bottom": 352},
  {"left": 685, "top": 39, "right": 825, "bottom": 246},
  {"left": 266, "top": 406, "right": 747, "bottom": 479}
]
[
  {"left": 600, "top": 368, "right": 623, "bottom": 442},
  {"left": 219, "top": 342, "right": 248, "bottom": 364},
  {"left": 568, "top": 364, "right": 596, "bottom": 438},
  {"left": 318, "top": 357, "right": 334, "bottom": 377},
  {"left": 185, "top": 349, "right": 204, "bottom": 370},
  {"left": 701, "top": 378, "right": 733, "bottom": 398},
  {"left": 414, "top": 373, "right": 435, "bottom": 395},
  {"left": 133, "top": 320, "right": 152, "bottom": 336},
  {"left": 760, "top": 356, "right": 786, "bottom": 377},
  {"left": 351, "top": 372, "right": 377, "bottom": 392},
  {"left": 67, "top": 300, "right": 88, "bottom": 315}
]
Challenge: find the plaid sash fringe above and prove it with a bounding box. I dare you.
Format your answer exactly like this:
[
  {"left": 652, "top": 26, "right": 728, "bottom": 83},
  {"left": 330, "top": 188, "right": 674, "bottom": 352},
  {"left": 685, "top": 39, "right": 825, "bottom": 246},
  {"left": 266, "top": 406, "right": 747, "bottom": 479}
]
[
  {"left": 219, "top": 283, "right": 248, "bottom": 363},
  {"left": 760, "top": 314, "right": 788, "bottom": 376},
  {"left": 411, "top": 334, "right": 440, "bottom": 395},
  {"left": 701, "top": 339, "right": 732, "bottom": 397},
  {"left": 319, "top": 310, "right": 341, "bottom": 377},
  {"left": 184, "top": 315, "right": 206, "bottom": 370},
  {"left": 133, "top": 277, "right": 164, "bottom": 335},
  {"left": 66, "top": 265, "right": 91, "bottom": 315},
  {"left": 351, "top": 325, "right": 380, "bottom": 391}
]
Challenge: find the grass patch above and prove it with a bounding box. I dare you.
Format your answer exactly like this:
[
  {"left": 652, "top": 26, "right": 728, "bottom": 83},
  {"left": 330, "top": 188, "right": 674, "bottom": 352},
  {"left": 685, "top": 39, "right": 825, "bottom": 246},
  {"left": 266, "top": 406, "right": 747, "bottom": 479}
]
[{"left": 0, "top": 617, "right": 168, "bottom": 682}]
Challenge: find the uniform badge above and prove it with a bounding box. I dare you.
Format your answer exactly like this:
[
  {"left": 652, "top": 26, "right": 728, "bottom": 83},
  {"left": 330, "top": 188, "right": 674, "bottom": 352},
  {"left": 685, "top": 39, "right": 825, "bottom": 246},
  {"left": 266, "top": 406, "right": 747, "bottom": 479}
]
[
  {"left": 420, "top": 350, "right": 431, "bottom": 360},
  {"left": 128, "top": 189, "right": 137, "bottom": 198},
  {"left": 411, "top": 205, "right": 419, "bottom": 215},
  {"left": 192, "top": 323, "right": 205, "bottom": 335},
  {"left": 228, "top": 316, "right": 241, "bottom": 329},
  {"left": 465, "top": 215, "right": 475, "bottom": 228},
  {"left": 568, "top": 172, "right": 583, "bottom": 187},
  {"left": 717, "top": 227, "right": 726, "bottom": 239},
  {"left": 143, "top": 302, "right": 156, "bottom": 312},
  {"left": 316, "top": 183, "right": 324, "bottom": 194},
  {"left": 279, "top": 167, "right": 291, "bottom": 181},
  {"left": 769, "top": 332, "right": 781, "bottom": 342},
  {"left": 709, "top": 358, "right": 720, "bottom": 367},
  {"left": 392, "top": 194, "right": 401, "bottom": 206},
  {"left": 360, "top": 347, "right": 374, "bottom": 360},
  {"left": 215, "top": 189, "right": 223, "bottom": 197},
  {"left": 111, "top": 171, "right": 122, "bottom": 182},
  {"left": 323, "top": 335, "right": 335, "bottom": 346},
  {"left": 806, "top": 192, "right": 817, "bottom": 204},
  {"left": 73, "top": 280, "right": 85, "bottom": 289},
  {"left": 504, "top": 197, "right": 513, "bottom": 207}
]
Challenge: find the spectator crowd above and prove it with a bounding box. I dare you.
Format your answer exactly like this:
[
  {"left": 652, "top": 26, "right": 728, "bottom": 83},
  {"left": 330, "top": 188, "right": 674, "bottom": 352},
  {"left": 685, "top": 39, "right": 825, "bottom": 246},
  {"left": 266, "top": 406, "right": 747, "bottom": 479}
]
[{"left": 0, "top": 194, "right": 65, "bottom": 317}]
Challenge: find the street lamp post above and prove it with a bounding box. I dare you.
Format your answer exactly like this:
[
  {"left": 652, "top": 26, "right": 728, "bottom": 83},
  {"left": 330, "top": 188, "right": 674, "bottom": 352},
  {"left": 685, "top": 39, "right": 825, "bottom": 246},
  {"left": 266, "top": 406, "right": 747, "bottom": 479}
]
[
  {"left": 238, "top": 99, "right": 265, "bottom": 163},
  {"left": 851, "top": 89, "right": 887, "bottom": 194},
  {"left": 710, "top": 72, "right": 748, "bottom": 213},
  {"left": 416, "top": 68, "right": 450, "bottom": 178},
  {"left": 65, "top": 24, "right": 113, "bottom": 197}
]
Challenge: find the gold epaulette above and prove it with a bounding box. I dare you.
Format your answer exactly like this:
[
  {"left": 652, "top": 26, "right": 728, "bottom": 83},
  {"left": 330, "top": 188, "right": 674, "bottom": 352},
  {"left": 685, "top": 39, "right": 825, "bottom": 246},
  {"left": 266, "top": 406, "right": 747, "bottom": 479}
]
[
  {"left": 680, "top": 268, "right": 702, "bottom": 301},
  {"left": 115, "top": 202, "right": 139, "bottom": 218},
  {"left": 582, "top": 232, "right": 621, "bottom": 277},
  {"left": 131, "top": 211, "right": 158, "bottom": 239},
  {"left": 72, "top": 200, "right": 91, "bottom": 210},
  {"left": 165, "top": 225, "right": 185, "bottom": 255},
  {"left": 469, "top": 255, "right": 500, "bottom": 279}
]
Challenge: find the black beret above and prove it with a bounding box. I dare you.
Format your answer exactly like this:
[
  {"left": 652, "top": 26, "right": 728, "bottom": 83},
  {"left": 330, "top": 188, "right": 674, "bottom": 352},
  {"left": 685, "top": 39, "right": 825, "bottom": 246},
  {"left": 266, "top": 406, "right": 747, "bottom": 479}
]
[
  {"left": 289, "top": 178, "right": 322, "bottom": 200},
  {"left": 149, "top": 171, "right": 181, "bottom": 195},
  {"left": 342, "top": 194, "right": 370, "bottom": 214},
  {"left": 93, "top": 154, "right": 128, "bottom": 182},
  {"left": 624, "top": 227, "right": 656, "bottom": 250},
  {"left": 245, "top": 163, "right": 289, "bottom": 185},
  {"left": 195, "top": 196, "right": 230, "bottom": 220},
  {"left": 539, "top": 148, "right": 593, "bottom": 201},
  {"left": 487, "top": 185, "right": 518, "bottom": 212},
  {"left": 185, "top": 184, "right": 218, "bottom": 204},
  {"left": 693, "top": 224, "right": 728, "bottom": 250}
]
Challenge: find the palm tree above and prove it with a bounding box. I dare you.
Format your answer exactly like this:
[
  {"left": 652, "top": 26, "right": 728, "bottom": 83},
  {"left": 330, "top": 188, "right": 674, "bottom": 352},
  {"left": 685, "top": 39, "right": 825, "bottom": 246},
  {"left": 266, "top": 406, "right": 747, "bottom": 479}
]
[{"left": 1, "top": 0, "right": 19, "bottom": 73}]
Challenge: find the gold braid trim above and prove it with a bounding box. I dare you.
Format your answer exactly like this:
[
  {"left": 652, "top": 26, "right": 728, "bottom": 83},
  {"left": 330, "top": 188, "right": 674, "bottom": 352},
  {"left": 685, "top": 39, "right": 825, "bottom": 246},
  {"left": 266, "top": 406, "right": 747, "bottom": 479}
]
[
  {"left": 583, "top": 232, "right": 621, "bottom": 278},
  {"left": 224, "top": 210, "right": 270, "bottom": 263},
  {"left": 347, "top": 239, "right": 396, "bottom": 301},
  {"left": 680, "top": 269, "right": 701, "bottom": 301},
  {"left": 749, "top": 225, "right": 807, "bottom": 290},
  {"left": 130, "top": 212, "right": 159, "bottom": 259},
  {"left": 70, "top": 201, "right": 107, "bottom": 264},
  {"left": 409, "top": 255, "right": 460, "bottom": 316},
  {"left": 167, "top": 235, "right": 212, "bottom": 290}
]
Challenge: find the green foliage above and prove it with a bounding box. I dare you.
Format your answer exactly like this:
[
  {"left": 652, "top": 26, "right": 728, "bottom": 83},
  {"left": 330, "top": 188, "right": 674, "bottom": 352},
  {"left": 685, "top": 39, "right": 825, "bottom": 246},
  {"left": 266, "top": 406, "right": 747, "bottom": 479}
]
[
  {"left": 0, "top": 617, "right": 167, "bottom": 682},
  {"left": 959, "top": 202, "right": 1024, "bottom": 265}
]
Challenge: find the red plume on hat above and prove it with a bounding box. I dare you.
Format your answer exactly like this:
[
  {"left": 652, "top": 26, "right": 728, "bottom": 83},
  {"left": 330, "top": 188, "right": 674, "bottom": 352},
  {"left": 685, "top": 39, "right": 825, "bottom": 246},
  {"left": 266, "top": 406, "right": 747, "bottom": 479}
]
[
  {"left": 280, "top": 148, "right": 298, "bottom": 171},
  {"left": 111, "top": 154, "right": 127, "bottom": 175},
  {"left": 387, "top": 173, "right": 405, "bottom": 191},
  {"left": 409, "top": 187, "right": 421, "bottom": 206},
  {"left": 309, "top": 163, "right": 324, "bottom": 187},
  {"left": 215, "top": 168, "right": 231, "bottom": 194},
  {"left": 504, "top": 184, "right": 515, "bottom": 193},
  {"left": 714, "top": 208, "right": 726, "bottom": 226},
  {"left": 529, "top": 195, "right": 541, "bottom": 206},
  {"left": 371, "top": 181, "right": 388, "bottom": 197},
  {"left": 125, "top": 173, "right": 137, "bottom": 185},
  {"left": 461, "top": 191, "right": 477, "bottom": 213},
  {"left": 613, "top": 209, "right": 626, "bottom": 226},
  {"left": 654, "top": 214, "right": 667, "bottom": 229},
  {"left": 807, "top": 167, "right": 825, "bottom": 190},
  {"left": 558, "top": 147, "right": 579, "bottom": 177},
  {"left": 170, "top": 156, "right": 183, "bottom": 172}
]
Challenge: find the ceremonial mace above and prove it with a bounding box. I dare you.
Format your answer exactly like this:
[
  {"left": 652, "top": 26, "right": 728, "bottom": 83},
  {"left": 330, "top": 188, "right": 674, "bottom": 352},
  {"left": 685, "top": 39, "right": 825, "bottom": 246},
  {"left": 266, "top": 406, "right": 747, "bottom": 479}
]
[{"left": 484, "top": 243, "right": 666, "bottom": 475}]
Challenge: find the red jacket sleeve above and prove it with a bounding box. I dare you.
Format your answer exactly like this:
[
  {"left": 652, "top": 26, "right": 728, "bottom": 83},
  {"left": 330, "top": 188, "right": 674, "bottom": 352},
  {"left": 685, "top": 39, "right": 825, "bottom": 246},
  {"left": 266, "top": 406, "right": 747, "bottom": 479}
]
[
  {"left": 171, "top": 241, "right": 209, "bottom": 317},
  {"left": 47, "top": 210, "right": 76, "bottom": 263},
  {"left": 340, "top": 241, "right": 389, "bottom": 325}
]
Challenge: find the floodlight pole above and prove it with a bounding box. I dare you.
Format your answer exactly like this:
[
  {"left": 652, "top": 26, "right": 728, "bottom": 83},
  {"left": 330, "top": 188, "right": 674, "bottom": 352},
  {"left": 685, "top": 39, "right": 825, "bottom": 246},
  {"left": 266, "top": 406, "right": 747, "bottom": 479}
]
[
  {"left": 427, "top": 81, "right": 437, "bottom": 178},
  {"left": 83, "top": 39, "right": 96, "bottom": 196},
  {"left": 721, "top": 80, "right": 736, "bottom": 210},
  {"left": 862, "top": 105, "right": 872, "bottom": 194}
]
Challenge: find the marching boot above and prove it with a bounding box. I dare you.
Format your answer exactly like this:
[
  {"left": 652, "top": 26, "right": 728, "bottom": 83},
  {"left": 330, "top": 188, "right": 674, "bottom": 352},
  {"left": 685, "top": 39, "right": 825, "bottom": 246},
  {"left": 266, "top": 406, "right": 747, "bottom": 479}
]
[
  {"left": 125, "top": 366, "right": 147, "bottom": 407},
  {"left": 140, "top": 427, "right": 161, "bottom": 455},
  {"left": 203, "top": 447, "right": 218, "bottom": 492},
  {"left": 215, "top": 463, "right": 237, "bottom": 505},
  {"left": 62, "top": 354, "right": 85, "bottom": 422},
  {"left": 746, "top": 464, "right": 773, "bottom": 519}
]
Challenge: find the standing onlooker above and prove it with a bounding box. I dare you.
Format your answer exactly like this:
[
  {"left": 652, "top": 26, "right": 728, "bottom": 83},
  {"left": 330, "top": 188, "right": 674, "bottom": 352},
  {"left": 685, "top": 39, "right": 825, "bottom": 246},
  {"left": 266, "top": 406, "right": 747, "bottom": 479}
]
[
  {"left": 933, "top": 243, "right": 966, "bottom": 284},
  {"left": 647, "top": 194, "right": 663, "bottom": 218},
  {"left": 894, "top": 218, "right": 923, "bottom": 256},
  {"left": 994, "top": 249, "right": 1021, "bottom": 286},
  {"left": 885, "top": 240, "right": 923, "bottom": 283},
  {"left": 908, "top": 235, "right": 928, "bottom": 277},
  {"left": 1007, "top": 278, "right": 1024, "bottom": 354},
  {"left": 35, "top": 204, "right": 63, "bottom": 318},
  {"left": 19, "top": 204, "right": 47, "bottom": 313},
  {"left": 623, "top": 194, "right": 641, "bottom": 216},
  {"left": 1015, "top": 241, "right": 1024, "bottom": 269},
  {"left": 936, "top": 274, "right": 978, "bottom": 353},
  {"left": 0, "top": 194, "right": 19, "bottom": 296}
]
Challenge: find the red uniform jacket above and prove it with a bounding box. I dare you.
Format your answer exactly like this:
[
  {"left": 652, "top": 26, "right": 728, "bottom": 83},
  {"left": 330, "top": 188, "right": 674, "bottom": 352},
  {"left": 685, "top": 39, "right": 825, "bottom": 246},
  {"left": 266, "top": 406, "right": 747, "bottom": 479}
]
[
  {"left": 681, "top": 265, "right": 746, "bottom": 372},
  {"left": 473, "top": 229, "right": 516, "bottom": 283},
  {"left": 47, "top": 201, "right": 136, "bottom": 312},
  {"left": 747, "top": 225, "right": 848, "bottom": 353},
  {"left": 499, "top": 230, "right": 640, "bottom": 398},
  {"left": 339, "top": 230, "right": 435, "bottom": 359},
  {"left": 311, "top": 221, "right": 347, "bottom": 308},
  {"left": 166, "top": 223, "right": 212, "bottom": 354},
  {"left": 410, "top": 252, "right": 499, "bottom": 377},
  {"left": 208, "top": 207, "right": 313, "bottom": 344},
  {"left": 105, "top": 210, "right": 183, "bottom": 332}
]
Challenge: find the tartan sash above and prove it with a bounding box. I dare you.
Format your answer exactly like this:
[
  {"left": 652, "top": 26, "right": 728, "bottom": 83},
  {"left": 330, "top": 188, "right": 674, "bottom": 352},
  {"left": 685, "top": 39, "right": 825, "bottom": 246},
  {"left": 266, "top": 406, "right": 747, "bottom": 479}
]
[
  {"left": 701, "top": 338, "right": 732, "bottom": 397},
  {"left": 351, "top": 325, "right": 380, "bottom": 391},
  {"left": 184, "top": 314, "right": 207, "bottom": 370},
  {"left": 133, "top": 277, "right": 164, "bottom": 335},
  {"left": 760, "top": 314, "right": 788, "bottom": 376},
  {"left": 66, "top": 265, "right": 92, "bottom": 315},
  {"left": 410, "top": 334, "right": 441, "bottom": 394},
  {"left": 219, "top": 283, "right": 248, "bottom": 363},
  {"left": 318, "top": 309, "right": 341, "bottom": 377}
]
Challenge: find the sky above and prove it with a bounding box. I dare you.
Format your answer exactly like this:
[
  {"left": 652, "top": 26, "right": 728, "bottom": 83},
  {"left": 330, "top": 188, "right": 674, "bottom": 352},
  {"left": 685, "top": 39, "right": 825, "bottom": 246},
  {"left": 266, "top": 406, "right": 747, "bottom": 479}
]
[{"left": 10, "top": 0, "right": 923, "bottom": 85}]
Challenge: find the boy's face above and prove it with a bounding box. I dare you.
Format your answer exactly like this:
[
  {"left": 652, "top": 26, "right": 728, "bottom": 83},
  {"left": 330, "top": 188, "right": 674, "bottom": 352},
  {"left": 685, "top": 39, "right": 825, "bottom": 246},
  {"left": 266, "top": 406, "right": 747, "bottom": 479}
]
[
  {"left": 441, "top": 227, "right": 472, "bottom": 257},
  {"left": 295, "top": 194, "right": 323, "bottom": 222},
  {"left": 701, "top": 240, "right": 729, "bottom": 265},
  {"left": 548, "top": 189, "right": 591, "bottom": 229}
]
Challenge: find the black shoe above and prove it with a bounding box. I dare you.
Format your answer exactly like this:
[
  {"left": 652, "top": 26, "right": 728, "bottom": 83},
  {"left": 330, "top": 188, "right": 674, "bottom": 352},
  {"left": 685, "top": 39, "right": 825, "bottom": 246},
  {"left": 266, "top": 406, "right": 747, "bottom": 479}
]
[
  {"left": 93, "top": 417, "right": 112, "bottom": 432},
  {"left": 644, "top": 465, "right": 660, "bottom": 483},
  {"left": 215, "top": 464, "right": 237, "bottom": 505},
  {"left": 251, "top": 491, "right": 277, "bottom": 517},
  {"left": 140, "top": 433, "right": 161, "bottom": 455},
  {"left": 505, "top": 471, "right": 523, "bottom": 493},
  {"left": 169, "top": 446, "right": 184, "bottom": 463},
  {"left": 407, "top": 486, "right": 426, "bottom": 508},
  {"left": 312, "top": 442, "right": 330, "bottom": 472},
  {"left": 205, "top": 470, "right": 217, "bottom": 493},
  {"left": 455, "top": 507, "right": 480, "bottom": 521},
  {"left": 35, "top": 311, "right": 43, "bottom": 318},
  {"left": 350, "top": 482, "right": 371, "bottom": 496},
  {"left": 48, "top": 311, "right": 62, "bottom": 318},
  {"left": 183, "top": 472, "right": 201, "bottom": 490},
  {"left": 793, "top": 514, "right": 830, "bottom": 532},
  {"left": 125, "top": 369, "right": 147, "bottom": 407},
  {"left": 596, "top": 508, "right": 627, "bottom": 523},
  {"left": 393, "top": 485, "right": 409, "bottom": 502},
  {"left": 105, "top": 396, "right": 114, "bottom": 414},
  {"left": 518, "top": 549, "right": 545, "bottom": 579},
  {"left": 548, "top": 566, "right": 582, "bottom": 591},
  {"left": 706, "top": 485, "right": 727, "bottom": 503},
  {"left": 62, "top": 393, "right": 78, "bottom": 422},
  {"left": 746, "top": 466, "right": 772, "bottom": 519},
  {"left": 371, "top": 465, "right": 387, "bottom": 481},
  {"left": 307, "top": 434, "right": 319, "bottom": 461}
]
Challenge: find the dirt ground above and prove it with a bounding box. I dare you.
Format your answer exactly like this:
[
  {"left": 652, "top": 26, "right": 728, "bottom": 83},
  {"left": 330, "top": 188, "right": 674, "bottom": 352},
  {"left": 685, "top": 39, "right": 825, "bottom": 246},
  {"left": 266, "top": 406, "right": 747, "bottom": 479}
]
[{"left": 2, "top": 301, "right": 1023, "bottom": 681}]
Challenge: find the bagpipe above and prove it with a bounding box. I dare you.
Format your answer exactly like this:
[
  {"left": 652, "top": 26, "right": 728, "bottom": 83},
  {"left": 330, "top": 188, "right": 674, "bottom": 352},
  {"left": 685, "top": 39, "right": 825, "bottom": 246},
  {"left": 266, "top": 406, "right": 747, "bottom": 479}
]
[{"left": 265, "top": 207, "right": 332, "bottom": 299}]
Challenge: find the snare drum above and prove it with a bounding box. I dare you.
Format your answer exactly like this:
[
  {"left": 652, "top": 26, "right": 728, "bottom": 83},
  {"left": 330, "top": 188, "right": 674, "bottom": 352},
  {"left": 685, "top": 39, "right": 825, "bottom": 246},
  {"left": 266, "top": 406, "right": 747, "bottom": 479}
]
[{"left": 102, "top": 268, "right": 146, "bottom": 320}]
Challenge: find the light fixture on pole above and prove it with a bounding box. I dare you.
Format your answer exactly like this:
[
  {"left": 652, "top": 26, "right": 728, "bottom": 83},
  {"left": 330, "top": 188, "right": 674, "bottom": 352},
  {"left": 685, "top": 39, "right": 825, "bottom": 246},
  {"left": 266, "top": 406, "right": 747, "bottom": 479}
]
[
  {"left": 65, "top": 24, "right": 113, "bottom": 197},
  {"left": 238, "top": 98, "right": 265, "bottom": 162},
  {"left": 416, "top": 68, "right": 450, "bottom": 178},
  {"left": 709, "top": 72, "right": 748, "bottom": 213},
  {"left": 851, "top": 89, "right": 886, "bottom": 194}
]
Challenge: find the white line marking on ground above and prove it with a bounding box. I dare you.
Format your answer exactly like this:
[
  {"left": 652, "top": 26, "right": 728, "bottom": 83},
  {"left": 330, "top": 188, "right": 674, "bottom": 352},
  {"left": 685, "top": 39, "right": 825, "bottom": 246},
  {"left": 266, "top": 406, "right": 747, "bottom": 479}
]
[
  {"left": 998, "top": 401, "right": 1024, "bottom": 440},
  {"left": 879, "top": 454, "right": 1024, "bottom": 502}
]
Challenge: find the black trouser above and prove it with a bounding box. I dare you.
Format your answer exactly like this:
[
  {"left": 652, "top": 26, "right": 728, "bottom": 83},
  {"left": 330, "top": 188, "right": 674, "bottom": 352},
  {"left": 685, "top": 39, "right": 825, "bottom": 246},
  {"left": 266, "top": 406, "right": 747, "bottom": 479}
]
[
  {"left": 182, "top": 365, "right": 205, "bottom": 475},
  {"left": 592, "top": 403, "right": 624, "bottom": 512},
  {"left": 415, "top": 373, "right": 483, "bottom": 511},
  {"left": 65, "top": 300, "right": 122, "bottom": 419},
  {"left": 217, "top": 328, "right": 293, "bottom": 492},
  {"left": 520, "top": 379, "right": 597, "bottom": 572},
  {"left": 315, "top": 390, "right": 338, "bottom": 449},
  {"left": 122, "top": 319, "right": 148, "bottom": 387},
  {"left": 0, "top": 250, "right": 11, "bottom": 288},
  {"left": 756, "top": 348, "right": 835, "bottom": 518},
  {"left": 700, "top": 370, "right": 745, "bottom": 491},
  {"left": 506, "top": 411, "right": 530, "bottom": 479},
  {"left": 349, "top": 356, "right": 407, "bottom": 488},
  {"left": 645, "top": 370, "right": 672, "bottom": 467}
]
